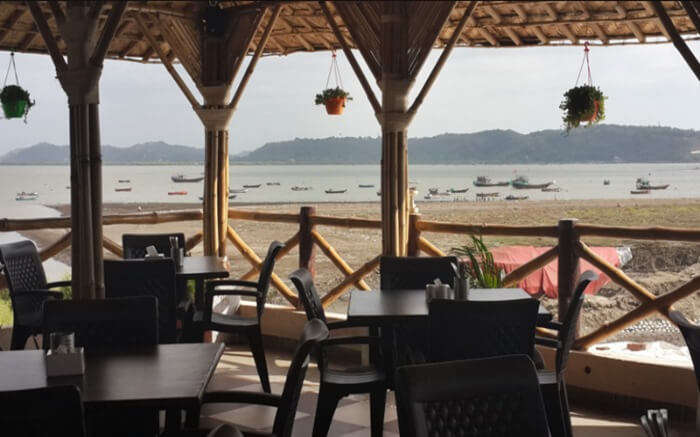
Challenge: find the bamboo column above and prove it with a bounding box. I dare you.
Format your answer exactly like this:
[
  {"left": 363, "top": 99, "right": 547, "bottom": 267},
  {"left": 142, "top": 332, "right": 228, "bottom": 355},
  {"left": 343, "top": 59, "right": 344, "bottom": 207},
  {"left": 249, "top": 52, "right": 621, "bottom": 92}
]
[{"left": 29, "top": 2, "right": 125, "bottom": 299}]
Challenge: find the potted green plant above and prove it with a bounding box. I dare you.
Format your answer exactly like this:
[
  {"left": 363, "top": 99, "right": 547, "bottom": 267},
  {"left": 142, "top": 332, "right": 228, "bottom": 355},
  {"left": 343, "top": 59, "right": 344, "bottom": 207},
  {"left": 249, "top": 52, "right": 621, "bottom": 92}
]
[
  {"left": 559, "top": 85, "right": 605, "bottom": 132},
  {"left": 1, "top": 84, "right": 34, "bottom": 120},
  {"left": 314, "top": 87, "right": 352, "bottom": 115},
  {"left": 451, "top": 235, "right": 505, "bottom": 288}
]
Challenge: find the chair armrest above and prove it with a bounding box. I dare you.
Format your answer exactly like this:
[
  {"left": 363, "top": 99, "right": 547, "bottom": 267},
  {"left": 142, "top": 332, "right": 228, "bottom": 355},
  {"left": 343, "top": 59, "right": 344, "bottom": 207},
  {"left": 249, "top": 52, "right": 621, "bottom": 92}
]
[
  {"left": 203, "top": 391, "right": 281, "bottom": 408},
  {"left": 206, "top": 288, "right": 260, "bottom": 298},
  {"left": 210, "top": 280, "right": 258, "bottom": 289},
  {"left": 322, "top": 335, "right": 382, "bottom": 347},
  {"left": 538, "top": 320, "right": 563, "bottom": 331},
  {"left": 46, "top": 281, "right": 71, "bottom": 289},
  {"left": 327, "top": 320, "right": 373, "bottom": 331},
  {"left": 535, "top": 336, "right": 561, "bottom": 349},
  {"left": 16, "top": 290, "right": 63, "bottom": 301}
]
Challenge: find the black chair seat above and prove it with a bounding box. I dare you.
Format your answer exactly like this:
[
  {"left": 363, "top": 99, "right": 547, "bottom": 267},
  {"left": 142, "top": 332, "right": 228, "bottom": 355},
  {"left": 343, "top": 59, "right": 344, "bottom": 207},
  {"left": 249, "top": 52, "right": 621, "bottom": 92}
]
[
  {"left": 194, "top": 311, "right": 258, "bottom": 328},
  {"left": 323, "top": 367, "right": 386, "bottom": 386}
]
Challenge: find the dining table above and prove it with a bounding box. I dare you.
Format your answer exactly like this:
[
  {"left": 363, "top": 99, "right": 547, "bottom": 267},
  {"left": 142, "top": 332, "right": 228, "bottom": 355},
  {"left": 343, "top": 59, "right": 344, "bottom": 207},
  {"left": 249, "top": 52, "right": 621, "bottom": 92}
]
[
  {"left": 0, "top": 343, "right": 224, "bottom": 433},
  {"left": 177, "top": 255, "right": 230, "bottom": 309}
]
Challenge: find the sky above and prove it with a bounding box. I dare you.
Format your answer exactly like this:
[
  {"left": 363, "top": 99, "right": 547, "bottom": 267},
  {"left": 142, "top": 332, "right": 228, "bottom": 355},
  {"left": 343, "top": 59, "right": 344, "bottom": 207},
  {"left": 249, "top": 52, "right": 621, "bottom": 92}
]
[{"left": 1, "top": 40, "right": 698, "bottom": 155}]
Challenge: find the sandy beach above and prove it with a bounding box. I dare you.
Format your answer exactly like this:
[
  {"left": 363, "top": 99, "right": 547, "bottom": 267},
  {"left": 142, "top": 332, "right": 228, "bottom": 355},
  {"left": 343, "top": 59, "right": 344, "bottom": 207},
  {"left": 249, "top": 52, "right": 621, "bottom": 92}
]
[{"left": 20, "top": 198, "right": 700, "bottom": 345}]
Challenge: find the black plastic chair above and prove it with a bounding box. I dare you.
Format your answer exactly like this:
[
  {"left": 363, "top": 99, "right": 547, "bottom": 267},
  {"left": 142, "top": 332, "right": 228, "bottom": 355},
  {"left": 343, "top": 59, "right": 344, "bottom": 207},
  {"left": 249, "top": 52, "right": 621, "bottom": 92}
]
[
  {"left": 290, "top": 268, "right": 388, "bottom": 437},
  {"left": 191, "top": 319, "right": 329, "bottom": 437},
  {"left": 395, "top": 355, "right": 551, "bottom": 437},
  {"left": 42, "top": 295, "right": 159, "bottom": 349},
  {"left": 122, "top": 233, "right": 186, "bottom": 259},
  {"left": 535, "top": 271, "right": 597, "bottom": 437},
  {"left": 0, "top": 240, "right": 69, "bottom": 350},
  {"left": 207, "top": 424, "right": 244, "bottom": 437},
  {"left": 193, "top": 241, "right": 284, "bottom": 393},
  {"left": 104, "top": 258, "right": 179, "bottom": 343},
  {"left": 670, "top": 310, "right": 700, "bottom": 434},
  {"left": 0, "top": 385, "right": 86, "bottom": 436}
]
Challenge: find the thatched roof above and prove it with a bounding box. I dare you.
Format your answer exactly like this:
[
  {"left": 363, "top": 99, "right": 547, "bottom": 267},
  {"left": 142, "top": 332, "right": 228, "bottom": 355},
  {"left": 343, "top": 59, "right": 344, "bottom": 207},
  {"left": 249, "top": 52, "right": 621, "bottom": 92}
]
[{"left": 0, "top": 1, "right": 697, "bottom": 65}]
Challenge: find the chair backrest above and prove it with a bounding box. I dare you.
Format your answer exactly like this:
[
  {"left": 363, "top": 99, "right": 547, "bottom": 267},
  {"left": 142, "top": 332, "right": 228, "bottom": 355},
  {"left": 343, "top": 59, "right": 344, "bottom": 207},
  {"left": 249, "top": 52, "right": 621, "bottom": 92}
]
[
  {"left": 104, "top": 259, "right": 177, "bottom": 343},
  {"left": 255, "top": 241, "right": 285, "bottom": 318},
  {"left": 395, "top": 355, "right": 551, "bottom": 437},
  {"left": 380, "top": 256, "right": 458, "bottom": 291},
  {"left": 207, "top": 424, "right": 244, "bottom": 437},
  {"left": 670, "top": 311, "right": 700, "bottom": 390},
  {"left": 43, "top": 296, "right": 159, "bottom": 350},
  {"left": 428, "top": 298, "right": 539, "bottom": 362},
  {"left": 289, "top": 268, "right": 326, "bottom": 323},
  {"left": 0, "top": 240, "right": 48, "bottom": 295},
  {"left": 122, "top": 233, "right": 185, "bottom": 259},
  {"left": 556, "top": 270, "right": 597, "bottom": 374},
  {"left": 0, "top": 385, "right": 86, "bottom": 436},
  {"left": 273, "top": 318, "right": 329, "bottom": 437}
]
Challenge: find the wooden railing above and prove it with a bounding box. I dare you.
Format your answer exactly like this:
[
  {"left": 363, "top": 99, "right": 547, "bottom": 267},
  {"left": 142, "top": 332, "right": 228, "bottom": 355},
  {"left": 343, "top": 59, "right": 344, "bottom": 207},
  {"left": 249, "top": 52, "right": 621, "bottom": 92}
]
[{"left": 2, "top": 207, "right": 699, "bottom": 350}]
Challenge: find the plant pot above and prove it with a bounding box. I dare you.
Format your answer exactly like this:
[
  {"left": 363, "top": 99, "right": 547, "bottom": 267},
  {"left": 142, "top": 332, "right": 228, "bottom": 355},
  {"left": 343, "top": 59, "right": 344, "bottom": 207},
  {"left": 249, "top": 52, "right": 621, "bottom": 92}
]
[
  {"left": 324, "top": 97, "right": 346, "bottom": 115},
  {"left": 2, "top": 99, "right": 27, "bottom": 119}
]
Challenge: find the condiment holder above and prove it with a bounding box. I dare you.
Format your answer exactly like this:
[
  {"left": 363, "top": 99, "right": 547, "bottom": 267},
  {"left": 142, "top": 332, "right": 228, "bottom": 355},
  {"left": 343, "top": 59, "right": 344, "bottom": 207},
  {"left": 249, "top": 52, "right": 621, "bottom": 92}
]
[{"left": 45, "top": 332, "right": 85, "bottom": 377}]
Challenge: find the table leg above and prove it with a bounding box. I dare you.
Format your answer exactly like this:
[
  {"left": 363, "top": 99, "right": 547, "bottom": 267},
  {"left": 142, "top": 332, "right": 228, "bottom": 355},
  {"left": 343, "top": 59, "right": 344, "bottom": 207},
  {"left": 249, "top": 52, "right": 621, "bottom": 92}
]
[
  {"left": 164, "top": 408, "right": 182, "bottom": 435},
  {"left": 194, "top": 279, "right": 205, "bottom": 310}
]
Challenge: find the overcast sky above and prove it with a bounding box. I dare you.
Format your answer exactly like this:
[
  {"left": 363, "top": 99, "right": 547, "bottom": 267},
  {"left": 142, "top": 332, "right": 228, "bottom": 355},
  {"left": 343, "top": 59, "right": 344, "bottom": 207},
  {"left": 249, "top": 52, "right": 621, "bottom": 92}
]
[{"left": 1, "top": 41, "right": 698, "bottom": 155}]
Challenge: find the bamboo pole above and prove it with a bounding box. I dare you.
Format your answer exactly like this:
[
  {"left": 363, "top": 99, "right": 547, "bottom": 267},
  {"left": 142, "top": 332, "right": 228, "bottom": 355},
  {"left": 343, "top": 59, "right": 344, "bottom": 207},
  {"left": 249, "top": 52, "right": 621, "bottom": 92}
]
[
  {"left": 217, "top": 130, "right": 229, "bottom": 257},
  {"left": 240, "top": 233, "right": 299, "bottom": 280},
  {"left": 298, "top": 206, "right": 316, "bottom": 277},
  {"left": 185, "top": 231, "right": 204, "bottom": 252},
  {"left": 646, "top": 1, "right": 700, "bottom": 80},
  {"left": 320, "top": 255, "right": 381, "bottom": 307},
  {"left": 418, "top": 236, "right": 447, "bottom": 257},
  {"left": 574, "top": 276, "right": 700, "bottom": 349},
  {"left": 416, "top": 220, "right": 560, "bottom": 237},
  {"left": 576, "top": 224, "right": 700, "bottom": 242},
  {"left": 0, "top": 209, "right": 204, "bottom": 231},
  {"left": 228, "top": 209, "right": 300, "bottom": 223},
  {"left": 407, "top": 213, "right": 421, "bottom": 256},
  {"left": 502, "top": 245, "right": 559, "bottom": 288},
  {"left": 311, "top": 230, "right": 370, "bottom": 291},
  {"left": 311, "top": 215, "right": 382, "bottom": 229},
  {"left": 26, "top": 1, "right": 67, "bottom": 71},
  {"left": 557, "top": 219, "right": 579, "bottom": 322},
  {"left": 102, "top": 236, "right": 124, "bottom": 258},
  {"left": 575, "top": 240, "right": 657, "bottom": 304}
]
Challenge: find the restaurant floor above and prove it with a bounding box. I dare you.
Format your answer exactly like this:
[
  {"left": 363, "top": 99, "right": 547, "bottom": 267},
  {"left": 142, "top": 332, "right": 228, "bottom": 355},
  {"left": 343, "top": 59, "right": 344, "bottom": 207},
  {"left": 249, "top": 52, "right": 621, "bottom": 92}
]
[{"left": 200, "top": 345, "right": 697, "bottom": 436}]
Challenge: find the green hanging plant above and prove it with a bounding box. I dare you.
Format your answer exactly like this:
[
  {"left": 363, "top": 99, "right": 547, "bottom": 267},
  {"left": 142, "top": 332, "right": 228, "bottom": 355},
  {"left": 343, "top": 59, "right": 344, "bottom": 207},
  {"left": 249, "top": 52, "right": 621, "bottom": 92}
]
[
  {"left": 451, "top": 235, "right": 505, "bottom": 288},
  {"left": 559, "top": 85, "right": 605, "bottom": 132},
  {"left": 314, "top": 87, "right": 352, "bottom": 105},
  {"left": 1, "top": 84, "right": 34, "bottom": 120}
]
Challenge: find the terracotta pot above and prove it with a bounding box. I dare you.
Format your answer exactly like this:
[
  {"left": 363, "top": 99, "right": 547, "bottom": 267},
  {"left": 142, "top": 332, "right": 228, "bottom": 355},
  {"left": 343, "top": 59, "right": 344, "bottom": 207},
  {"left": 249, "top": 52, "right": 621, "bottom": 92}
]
[{"left": 324, "top": 97, "right": 346, "bottom": 115}]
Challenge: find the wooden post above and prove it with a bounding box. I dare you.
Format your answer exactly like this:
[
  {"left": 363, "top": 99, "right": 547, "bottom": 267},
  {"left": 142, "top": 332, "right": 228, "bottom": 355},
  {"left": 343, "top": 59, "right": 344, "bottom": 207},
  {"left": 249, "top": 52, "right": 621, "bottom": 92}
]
[
  {"left": 647, "top": 1, "right": 700, "bottom": 80},
  {"left": 557, "top": 219, "right": 580, "bottom": 322},
  {"left": 407, "top": 213, "right": 421, "bottom": 256},
  {"left": 299, "top": 206, "right": 316, "bottom": 277}
]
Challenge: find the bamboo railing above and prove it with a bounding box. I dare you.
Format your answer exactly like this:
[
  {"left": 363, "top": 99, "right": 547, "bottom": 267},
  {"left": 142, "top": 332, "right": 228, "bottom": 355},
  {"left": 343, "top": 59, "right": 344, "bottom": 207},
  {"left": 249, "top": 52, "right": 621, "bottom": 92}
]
[{"left": 2, "top": 207, "right": 699, "bottom": 350}]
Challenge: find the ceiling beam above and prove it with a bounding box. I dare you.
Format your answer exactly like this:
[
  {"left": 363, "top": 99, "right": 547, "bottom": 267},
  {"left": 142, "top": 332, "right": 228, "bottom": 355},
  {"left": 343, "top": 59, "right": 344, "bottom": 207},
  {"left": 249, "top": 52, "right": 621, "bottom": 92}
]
[
  {"left": 646, "top": 1, "right": 700, "bottom": 80},
  {"left": 511, "top": 4, "right": 528, "bottom": 23},
  {"left": 558, "top": 23, "right": 578, "bottom": 44},
  {"left": 478, "top": 27, "right": 499, "bottom": 46},
  {"left": 482, "top": 5, "right": 502, "bottom": 24},
  {"left": 0, "top": 9, "right": 25, "bottom": 45},
  {"left": 627, "top": 21, "right": 646, "bottom": 43},
  {"left": 532, "top": 25, "right": 549, "bottom": 44},
  {"left": 591, "top": 22, "right": 609, "bottom": 45},
  {"left": 680, "top": 1, "right": 700, "bottom": 35},
  {"left": 503, "top": 27, "right": 522, "bottom": 45}
]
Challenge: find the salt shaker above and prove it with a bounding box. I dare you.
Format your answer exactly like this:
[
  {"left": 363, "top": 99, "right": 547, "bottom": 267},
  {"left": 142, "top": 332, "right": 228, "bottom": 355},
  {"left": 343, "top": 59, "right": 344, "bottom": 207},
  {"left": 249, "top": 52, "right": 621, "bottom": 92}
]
[{"left": 453, "top": 262, "right": 470, "bottom": 300}]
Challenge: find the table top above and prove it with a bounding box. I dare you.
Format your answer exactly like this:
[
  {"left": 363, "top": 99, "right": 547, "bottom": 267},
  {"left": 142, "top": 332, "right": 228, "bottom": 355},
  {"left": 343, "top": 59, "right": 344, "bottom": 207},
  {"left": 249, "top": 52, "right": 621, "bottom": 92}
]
[
  {"left": 0, "top": 343, "right": 224, "bottom": 410},
  {"left": 177, "top": 256, "right": 230, "bottom": 280},
  {"left": 347, "top": 288, "right": 551, "bottom": 324}
]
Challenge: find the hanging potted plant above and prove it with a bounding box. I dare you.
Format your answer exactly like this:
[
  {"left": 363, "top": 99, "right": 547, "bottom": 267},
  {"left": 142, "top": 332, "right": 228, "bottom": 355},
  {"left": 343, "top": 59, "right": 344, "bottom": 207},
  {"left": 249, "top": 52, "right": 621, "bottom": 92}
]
[
  {"left": 1, "top": 53, "right": 34, "bottom": 121},
  {"left": 560, "top": 42, "right": 605, "bottom": 133},
  {"left": 315, "top": 87, "right": 352, "bottom": 115}
]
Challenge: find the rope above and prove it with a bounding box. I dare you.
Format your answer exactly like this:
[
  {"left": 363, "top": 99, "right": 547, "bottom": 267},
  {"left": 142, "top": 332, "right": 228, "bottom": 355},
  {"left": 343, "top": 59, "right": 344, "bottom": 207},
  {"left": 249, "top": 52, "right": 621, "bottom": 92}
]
[
  {"left": 324, "top": 50, "right": 343, "bottom": 89},
  {"left": 574, "top": 42, "right": 592, "bottom": 87},
  {"left": 3, "top": 52, "right": 20, "bottom": 88}
]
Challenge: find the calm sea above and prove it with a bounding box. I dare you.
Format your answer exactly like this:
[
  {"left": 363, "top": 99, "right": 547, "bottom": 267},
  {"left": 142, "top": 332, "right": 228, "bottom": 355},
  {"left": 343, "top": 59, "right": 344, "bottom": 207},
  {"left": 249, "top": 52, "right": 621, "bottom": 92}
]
[{"left": 1, "top": 163, "right": 699, "bottom": 210}]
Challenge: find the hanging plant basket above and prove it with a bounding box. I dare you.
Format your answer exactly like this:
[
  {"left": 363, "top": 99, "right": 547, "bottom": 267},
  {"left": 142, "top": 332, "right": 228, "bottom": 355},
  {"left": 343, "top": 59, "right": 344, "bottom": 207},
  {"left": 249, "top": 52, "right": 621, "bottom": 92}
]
[
  {"left": 315, "top": 87, "right": 352, "bottom": 115},
  {"left": 559, "top": 85, "right": 605, "bottom": 132},
  {"left": 1, "top": 85, "right": 32, "bottom": 119}
]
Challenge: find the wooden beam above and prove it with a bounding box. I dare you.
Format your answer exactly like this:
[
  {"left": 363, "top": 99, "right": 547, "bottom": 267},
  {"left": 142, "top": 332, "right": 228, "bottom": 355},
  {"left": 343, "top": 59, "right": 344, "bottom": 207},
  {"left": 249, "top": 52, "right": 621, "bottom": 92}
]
[
  {"left": 511, "top": 4, "right": 528, "bottom": 22},
  {"left": 408, "top": 0, "right": 478, "bottom": 114},
  {"left": 319, "top": 1, "right": 382, "bottom": 115},
  {"left": 0, "top": 9, "right": 25, "bottom": 45},
  {"left": 503, "top": 27, "right": 523, "bottom": 45},
  {"left": 643, "top": 1, "right": 671, "bottom": 40},
  {"left": 681, "top": 1, "right": 700, "bottom": 36},
  {"left": 228, "top": 4, "right": 283, "bottom": 111},
  {"left": 532, "top": 25, "right": 549, "bottom": 44},
  {"left": 228, "top": 9, "right": 266, "bottom": 84},
  {"left": 91, "top": 1, "right": 127, "bottom": 66},
  {"left": 119, "top": 40, "right": 138, "bottom": 58},
  {"left": 18, "top": 31, "right": 37, "bottom": 51},
  {"left": 576, "top": 1, "right": 591, "bottom": 20},
  {"left": 482, "top": 5, "right": 502, "bottom": 24},
  {"left": 558, "top": 23, "right": 579, "bottom": 44},
  {"left": 542, "top": 3, "right": 559, "bottom": 21},
  {"left": 47, "top": 2, "right": 66, "bottom": 25},
  {"left": 26, "top": 1, "right": 67, "bottom": 71},
  {"left": 627, "top": 21, "right": 646, "bottom": 43},
  {"left": 135, "top": 13, "right": 201, "bottom": 108},
  {"left": 478, "top": 27, "right": 499, "bottom": 46},
  {"left": 591, "top": 22, "right": 609, "bottom": 44},
  {"left": 646, "top": 1, "right": 700, "bottom": 80}
]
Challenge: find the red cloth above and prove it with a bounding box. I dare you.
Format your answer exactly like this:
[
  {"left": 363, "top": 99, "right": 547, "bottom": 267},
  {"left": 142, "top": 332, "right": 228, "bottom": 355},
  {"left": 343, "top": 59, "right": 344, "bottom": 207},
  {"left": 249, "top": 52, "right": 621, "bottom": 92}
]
[{"left": 489, "top": 246, "right": 620, "bottom": 298}]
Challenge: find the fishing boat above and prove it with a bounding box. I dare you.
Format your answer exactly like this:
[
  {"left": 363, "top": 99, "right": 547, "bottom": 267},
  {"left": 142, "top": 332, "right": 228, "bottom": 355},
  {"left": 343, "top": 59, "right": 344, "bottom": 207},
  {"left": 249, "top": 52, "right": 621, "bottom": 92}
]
[
  {"left": 168, "top": 190, "right": 188, "bottom": 195},
  {"left": 603, "top": 179, "right": 611, "bottom": 185},
  {"left": 505, "top": 194, "right": 528, "bottom": 201},
  {"left": 291, "top": 186, "right": 311, "bottom": 191},
  {"left": 200, "top": 194, "right": 237, "bottom": 200},
  {"left": 630, "top": 189, "right": 650, "bottom": 195},
  {"left": 511, "top": 176, "right": 552, "bottom": 190},
  {"left": 473, "top": 176, "right": 510, "bottom": 187},
  {"left": 428, "top": 187, "right": 439, "bottom": 194},
  {"left": 266, "top": 182, "right": 281, "bottom": 186},
  {"left": 635, "top": 178, "right": 669, "bottom": 190},
  {"left": 541, "top": 186, "right": 561, "bottom": 192},
  {"left": 448, "top": 187, "right": 469, "bottom": 193},
  {"left": 118, "top": 179, "right": 130, "bottom": 183},
  {"left": 325, "top": 189, "right": 347, "bottom": 194},
  {"left": 358, "top": 184, "right": 375, "bottom": 188},
  {"left": 476, "top": 192, "right": 499, "bottom": 200},
  {"left": 230, "top": 188, "right": 248, "bottom": 194},
  {"left": 15, "top": 192, "right": 38, "bottom": 201},
  {"left": 171, "top": 174, "right": 204, "bottom": 183},
  {"left": 243, "top": 184, "right": 261, "bottom": 188},
  {"left": 114, "top": 187, "right": 132, "bottom": 192},
  {"left": 376, "top": 191, "right": 381, "bottom": 196}
]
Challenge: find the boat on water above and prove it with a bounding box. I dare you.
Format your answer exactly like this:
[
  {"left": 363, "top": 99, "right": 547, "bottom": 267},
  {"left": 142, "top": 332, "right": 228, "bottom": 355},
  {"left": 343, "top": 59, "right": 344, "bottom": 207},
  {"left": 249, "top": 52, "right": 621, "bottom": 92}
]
[
  {"left": 15, "top": 192, "right": 38, "bottom": 201},
  {"left": 171, "top": 174, "right": 204, "bottom": 183},
  {"left": 243, "top": 184, "right": 261, "bottom": 188},
  {"left": 473, "top": 176, "right": 510, "bottom": 187},
  {"left": 118, "top": 179, "right": 130, "bottom": 183},
  {"left": 358, "top": 184, "right": 375, "bottom": 188},
  {"left": 511, "top": 176, "right": 552, "bottom": 190},
  {"left": 636, "top": 178, "right": 669, "bottom": 190},
  {"left": 541, "top": 186, "right": 561, "bottom": 192},
  {"left": 603, "top": 179, "right": 611, "bottom": 185},
  {"left": 325, "top": 189, "right": 347, "bottom": 194},
  {"left": 631, "top": 189, "right": 650, "bottom": 195},
  {"left": 114, "top": 187, "right": 132, "bottom": 192},
  {"left": 230, "top": 188, "right": 248, "bottom": 194},
  {"left": 428, "top": 187, "right": 439, "bottom": 194},
  {"left": 291, "top": 186, "right": 311, "bottom": 191},
  {"left": 448, "top": 187, "right": 469, "bottom": 193},
  {"left": 505, "top": 194, "right": 528, "bottom": 201},
  {"left": 200, "top": 194, "right": 237, "bottom": 200},
  {"left": 266, "top": 182, "right": 281, "bottom": 186},
  {"left": 376, "top": 191, "right": 381, "bottom": 196},
  {"left": 476, "top": 192, "right": 499, "bottom": 200},
  {"left": 168, "top": 191, "right": 188, "bottom": 195}
]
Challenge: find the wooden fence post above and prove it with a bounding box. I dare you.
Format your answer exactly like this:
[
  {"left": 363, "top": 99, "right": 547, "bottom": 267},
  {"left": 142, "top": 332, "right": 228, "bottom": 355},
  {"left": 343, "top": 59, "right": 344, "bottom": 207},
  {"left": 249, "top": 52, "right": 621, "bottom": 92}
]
[
  {"left": 557, "top": 218, "right": 580, "bottom": 323},
  {"left": 408, "top": 213, "right": 421, "bottom": 256},
  {"left": 299, "top": 206, "right": 316, "bottom": 277}
]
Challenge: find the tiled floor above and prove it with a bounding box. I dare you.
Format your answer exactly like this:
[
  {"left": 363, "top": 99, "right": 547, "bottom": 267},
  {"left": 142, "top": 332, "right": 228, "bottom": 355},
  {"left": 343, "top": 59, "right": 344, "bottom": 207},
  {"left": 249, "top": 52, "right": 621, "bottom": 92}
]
[{"left": 201, "top": 345, "right": 695, "bottom": 436}]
